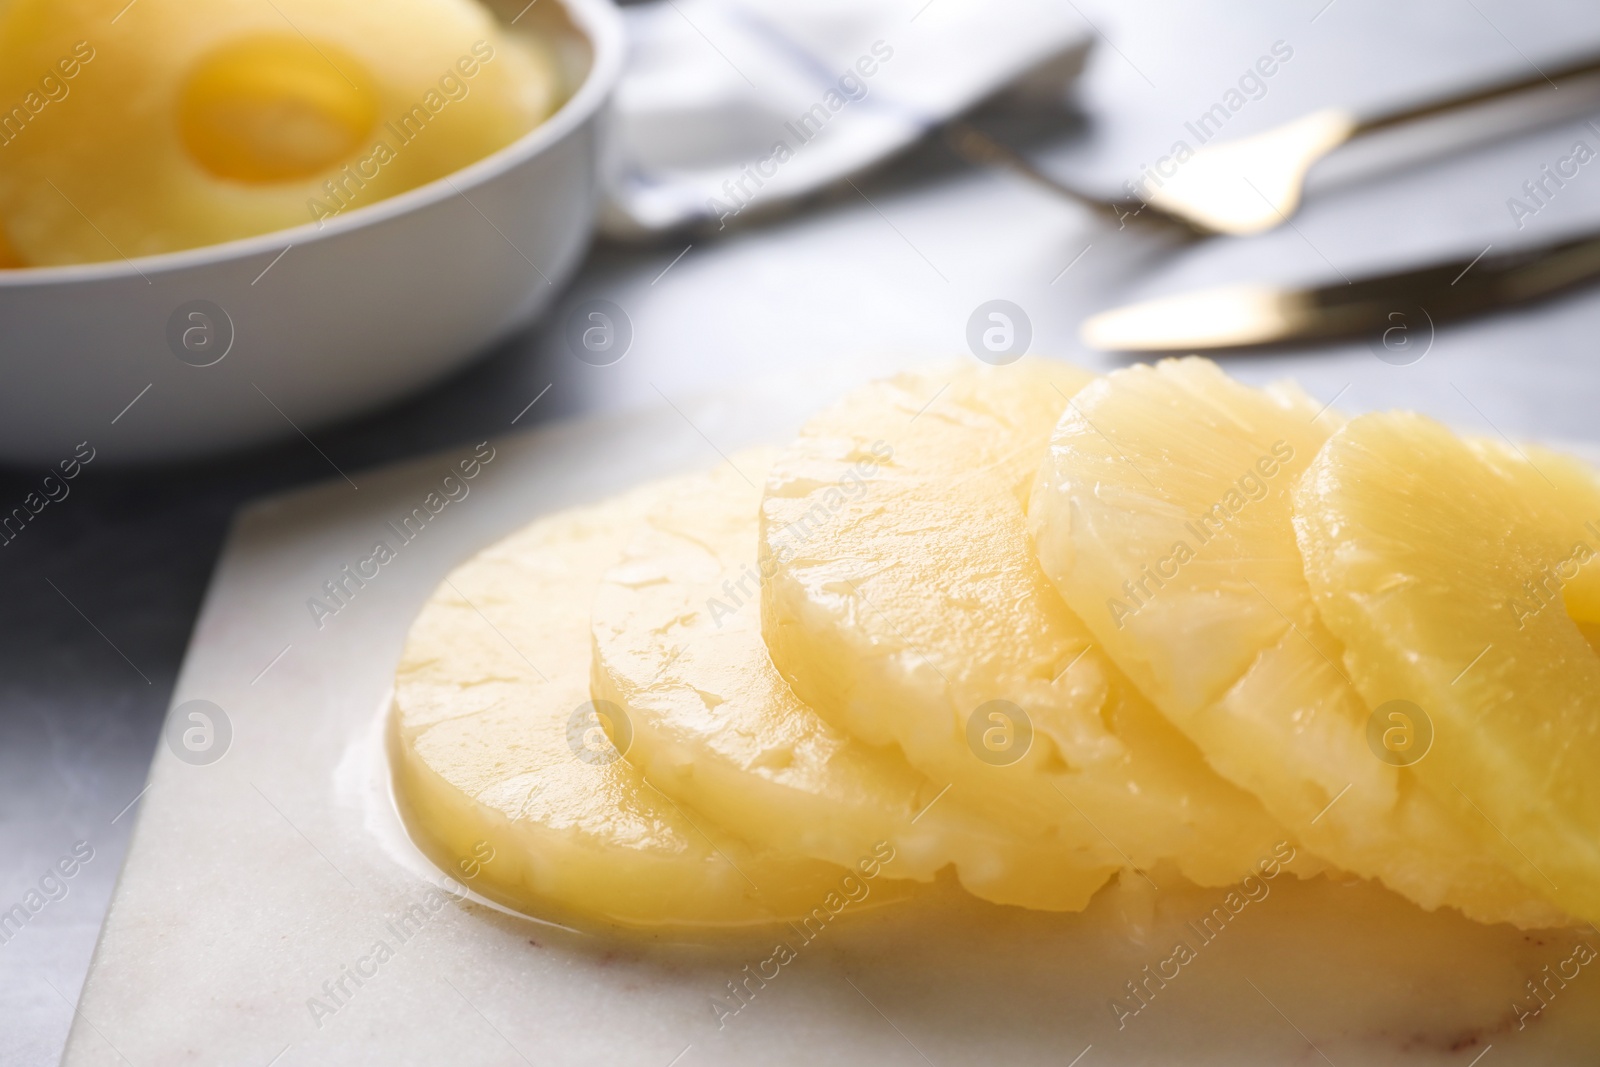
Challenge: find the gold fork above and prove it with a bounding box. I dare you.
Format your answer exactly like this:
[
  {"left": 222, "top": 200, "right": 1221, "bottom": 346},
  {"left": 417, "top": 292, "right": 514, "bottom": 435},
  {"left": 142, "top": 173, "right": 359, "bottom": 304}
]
[{"left": 948, "top": 49, "right": 1600, "bottom": 238}]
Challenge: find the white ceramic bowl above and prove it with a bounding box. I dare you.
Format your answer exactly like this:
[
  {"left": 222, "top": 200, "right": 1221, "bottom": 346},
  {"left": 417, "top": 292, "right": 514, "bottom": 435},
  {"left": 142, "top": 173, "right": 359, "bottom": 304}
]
[{"left": 0, "top": 0, "right": 624, "bottom": 465}]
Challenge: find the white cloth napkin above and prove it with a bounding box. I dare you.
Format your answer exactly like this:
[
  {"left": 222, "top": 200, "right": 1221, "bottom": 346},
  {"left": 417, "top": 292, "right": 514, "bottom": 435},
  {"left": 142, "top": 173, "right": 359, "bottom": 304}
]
[{"left": 599, "top": 0, "right": 1091, "bottom": 236}]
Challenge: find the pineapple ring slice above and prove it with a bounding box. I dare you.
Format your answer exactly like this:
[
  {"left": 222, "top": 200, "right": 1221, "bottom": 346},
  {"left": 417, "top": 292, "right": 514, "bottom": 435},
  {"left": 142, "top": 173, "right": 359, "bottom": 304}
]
[
  {"left": 0, "top": 0, "right": 558, "bottom": 265},
  {"left": 1029, "top": 358, "right": 1567, "bottom": 928},
  {"left": 1295, "top": 412, "right": 1600, "bottom": 926},
  {"left": 592, "top": 451, "right": 1115, "bottom": 911},
  {"left": 759, "top": 360, "right": 1289, "bottom": 888},
  {"left": 392, "top": 479, "right": 869, "bottom": 932}
]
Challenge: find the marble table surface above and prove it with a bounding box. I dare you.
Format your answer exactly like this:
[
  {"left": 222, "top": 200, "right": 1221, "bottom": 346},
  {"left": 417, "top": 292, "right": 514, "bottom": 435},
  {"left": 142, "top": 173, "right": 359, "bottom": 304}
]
[{"left": 7, "top": 0, "right": 1600, "bottom": 1061}]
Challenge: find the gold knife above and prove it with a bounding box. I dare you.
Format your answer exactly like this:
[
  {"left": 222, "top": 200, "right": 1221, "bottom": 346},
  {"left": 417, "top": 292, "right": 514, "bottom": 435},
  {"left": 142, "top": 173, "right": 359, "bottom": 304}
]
[{"left": 1081, "top": 229, "right": 1600, "bottom": 353}]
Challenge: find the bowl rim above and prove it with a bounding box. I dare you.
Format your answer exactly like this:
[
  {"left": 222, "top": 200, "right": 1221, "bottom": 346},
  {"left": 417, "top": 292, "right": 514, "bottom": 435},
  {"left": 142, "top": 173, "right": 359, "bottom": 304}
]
[{"left": 0, "top": 0, "right": 626, "bottom": 289}]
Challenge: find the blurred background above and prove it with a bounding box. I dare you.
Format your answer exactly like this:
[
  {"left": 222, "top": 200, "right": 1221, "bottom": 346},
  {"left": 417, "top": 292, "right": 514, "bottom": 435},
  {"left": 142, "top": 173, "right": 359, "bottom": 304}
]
[{"left": 6, "top": 0, "right": 1600, "bottom": 1061}]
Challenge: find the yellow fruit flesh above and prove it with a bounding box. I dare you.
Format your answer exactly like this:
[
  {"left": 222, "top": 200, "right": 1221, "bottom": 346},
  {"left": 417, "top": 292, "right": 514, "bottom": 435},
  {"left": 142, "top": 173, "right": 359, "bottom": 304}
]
[
  {"left": 760, "top": 360, "right": 1288, "bottom": 888},
  {"left": 592, "top": 452, "right": 1113, "bottom": 911},
  {"left": 1295, "top": 413, "right": 1600, "bottom": 926},
  {"left": 0, "top": 0, "right": 558, "bottom": 264},
  {"left": 0, "top": 223, "right": 22, "bottom": 267},
  {"left": 178, "top": 36, "right": 378, "bottom": 184},
  {"left": 1029, "top": 358, "right": 1566, "bottom": 927},
  {"left": 392, "top": 480, "right": 866, "bottom": 932},
  {"left": 1472, "top": 438, "right": 1600, "bottom": 631}
]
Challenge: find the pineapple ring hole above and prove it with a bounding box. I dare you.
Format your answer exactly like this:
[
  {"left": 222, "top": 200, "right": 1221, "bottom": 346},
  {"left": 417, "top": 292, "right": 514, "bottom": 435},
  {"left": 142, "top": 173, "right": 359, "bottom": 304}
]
[
  {"left": 0, "top": 224, "right": 24, "bottom": 269},
  {"left": 1563, "top": 557, "right": 1600, "bottom": 653},
  {"left": 178, "top": 35, "right": 377, "bottom": 184}
]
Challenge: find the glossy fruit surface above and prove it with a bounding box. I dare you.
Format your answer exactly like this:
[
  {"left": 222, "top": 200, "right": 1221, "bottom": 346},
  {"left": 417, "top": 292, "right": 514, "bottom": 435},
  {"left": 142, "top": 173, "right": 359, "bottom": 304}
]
[
  {"left": 1030, "top": 359, "right": 1566, "bottom": 927},
  {"left": 1296, "top": 412, "right": 1600, "bottom": 925},
  {"left": 392, "top": 479, "right": 860, "bottom": 932},
  {"left": 594, "top": 452, "right": 1115, "bottom": 910},
  {"left": 0, "top": 0, "right": 557, "bottom": 264},
  {"left": 761, "top": 360, "right": 1288, "bottom": 889}
]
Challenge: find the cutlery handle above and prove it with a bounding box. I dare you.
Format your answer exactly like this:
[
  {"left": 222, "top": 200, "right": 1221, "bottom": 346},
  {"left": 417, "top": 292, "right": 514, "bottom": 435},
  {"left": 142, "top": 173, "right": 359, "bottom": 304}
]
[
  {"left": 1296, "top": 229, "right": 1600, "bottom": 344},
  {"left": 1353, "top": 51, "right": 1600, "bottom": 136}
]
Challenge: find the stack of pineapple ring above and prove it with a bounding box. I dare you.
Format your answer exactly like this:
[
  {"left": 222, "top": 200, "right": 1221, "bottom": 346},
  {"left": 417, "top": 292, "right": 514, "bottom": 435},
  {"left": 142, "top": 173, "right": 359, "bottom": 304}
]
[
  {"left": 0, "top": 0, "right": 560, "bottom": 266},
  {"left": 391, "top": 356, "right": 1600, "bottom": 933}
]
